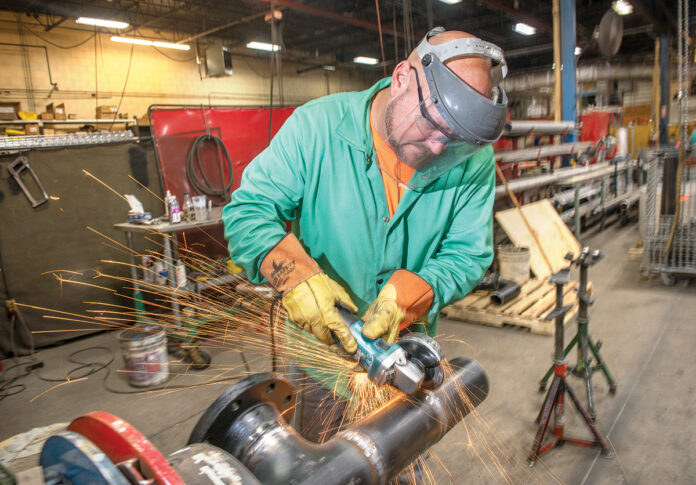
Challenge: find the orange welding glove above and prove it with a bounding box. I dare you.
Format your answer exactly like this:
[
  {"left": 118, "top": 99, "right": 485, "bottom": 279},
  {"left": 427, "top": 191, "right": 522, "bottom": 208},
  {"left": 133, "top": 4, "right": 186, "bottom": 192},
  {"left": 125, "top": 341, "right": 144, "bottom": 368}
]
[
  {"left": 361, "top": 270, "right": 434, "bottom": 344},
  {"left": 260, "top": 234, "right": 358, "bottom": 353}
]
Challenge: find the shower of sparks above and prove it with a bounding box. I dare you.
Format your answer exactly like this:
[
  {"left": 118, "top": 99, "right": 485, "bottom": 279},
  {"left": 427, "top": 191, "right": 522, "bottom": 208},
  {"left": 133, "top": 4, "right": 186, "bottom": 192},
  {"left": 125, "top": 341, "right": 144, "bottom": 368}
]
[
  {"left": 128, "top": 174, "right": 164, "bottom": 203},
  {"left": 82, "top": 169, "right": 128, "bottom": 202},
  {"left": 13, "top": 177, "right": 582, "bottom": 484},
  {"left": 30, "top": 377, "right": 88, "bottom": 402}
]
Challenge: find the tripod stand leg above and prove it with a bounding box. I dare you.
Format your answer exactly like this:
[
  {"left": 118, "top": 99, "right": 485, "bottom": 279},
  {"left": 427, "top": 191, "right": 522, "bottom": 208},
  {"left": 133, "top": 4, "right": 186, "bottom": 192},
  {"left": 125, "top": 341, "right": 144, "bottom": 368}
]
[
  {"left": 588, "top": 338, "right": 617, "bottom": 394},
  {"left": 579, "top": 334, "right": 597, "bottom": 419},
  {"left": 529, "top": 376, "right": 561, "bottom": 464},
  {"left": 535, "top": 376, "right": 555, "bottom": 424},
  {"left": 539, "top": 334, "right": 578, "bottom": 392},
  {"left": 564, "top": 382, "right": 612, "bottom": 456}
]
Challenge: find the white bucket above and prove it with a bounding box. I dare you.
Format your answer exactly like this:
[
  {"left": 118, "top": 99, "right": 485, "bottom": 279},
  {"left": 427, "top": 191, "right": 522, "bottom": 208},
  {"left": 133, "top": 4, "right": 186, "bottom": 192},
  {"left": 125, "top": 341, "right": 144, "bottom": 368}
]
[
  {"left": 117, "top": 326, "right": 169, "bottom": 387},
  {"left": 497, "top": 246, "right": 531, "bottom": 283}
]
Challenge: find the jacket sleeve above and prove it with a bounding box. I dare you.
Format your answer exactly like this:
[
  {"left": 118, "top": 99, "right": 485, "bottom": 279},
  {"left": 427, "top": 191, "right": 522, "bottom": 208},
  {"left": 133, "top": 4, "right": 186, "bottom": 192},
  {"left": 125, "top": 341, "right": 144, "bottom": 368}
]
[
  {"left": 417, "top": 148, "right": 496, "bottom": 323},
  {"left": 222, "top": 111, "right": 308, "bottom": 284}
]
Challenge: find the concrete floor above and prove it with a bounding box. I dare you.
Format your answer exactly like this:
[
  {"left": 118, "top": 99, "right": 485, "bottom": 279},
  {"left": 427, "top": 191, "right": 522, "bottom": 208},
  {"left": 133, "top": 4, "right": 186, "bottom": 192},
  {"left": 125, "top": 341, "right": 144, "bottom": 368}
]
[{"left": 1, "top": 222, "right": 695, "bottom": 484}]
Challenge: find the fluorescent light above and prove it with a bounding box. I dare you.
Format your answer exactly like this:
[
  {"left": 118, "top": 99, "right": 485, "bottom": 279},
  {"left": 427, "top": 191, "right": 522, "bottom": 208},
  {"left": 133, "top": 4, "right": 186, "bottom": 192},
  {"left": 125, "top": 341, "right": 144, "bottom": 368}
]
[
  {"left": 111, "top": 36, "right": 152, "bottom": 46},
  {"left": 153, "top": 41, "right": 190, "bottom": 51},
  {"left": 246, "top": 41, "right": 281, "bottom": 52},
  {"left": 513, "top": 23, "right": 536, "bottom": 36},
  {"left": 76, "top": 17, "right": 129, "bottom": 29},
  {"left": 612, "top": 0, "right": 633, "bottom": 15},
  {"left": 438, "top": 0, "right": 462, "bottom": 4},
  {"left": 322, "top": 65, "right": 336, "bottom": 71},
  {"left": 111, "top": 36, "right": 190, "bottom": 50},
  {"left": 575, "top": 46, "right": 582, "bottom": 55},
  {"left": 353, "top": 56, "right": 379, "bottom": 65}
]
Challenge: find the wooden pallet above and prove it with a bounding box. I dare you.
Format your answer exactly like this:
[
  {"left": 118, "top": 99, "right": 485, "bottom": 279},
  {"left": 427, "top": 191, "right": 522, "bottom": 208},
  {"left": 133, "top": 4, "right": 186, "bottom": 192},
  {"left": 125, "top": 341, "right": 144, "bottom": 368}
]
[{"left": 442, "top": 278, "right": 592, "bottom": 335}]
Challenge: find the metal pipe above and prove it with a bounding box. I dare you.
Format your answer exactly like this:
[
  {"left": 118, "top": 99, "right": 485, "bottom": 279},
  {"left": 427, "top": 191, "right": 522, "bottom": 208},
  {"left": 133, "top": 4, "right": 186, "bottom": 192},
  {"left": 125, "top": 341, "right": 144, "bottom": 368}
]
[
  {"left": 177, "top": 12, "right": 266, "bottom": 44},
  {"left": 503, "top": 120, "right": 575, "bottom": 136},
  {"left": 495, "top": 142, "right": 592, "bottom": 162},
  {"left": 474, "top": 273, "right": 522, "bottom": 305},
  {"left": 0, "top": 42, "right": 58, "bottom": 94},
  {"left": 504, "top": 64, "right": 654, "bottom": 92},
  {"left": 204, "top": 358, "right": 487, "bottom": 485},
  {"left": 494, "top": 160, "right": 635, "bottom": 198},
  {"left": 259, "top": 0, "right": 417, "bottom": 42}
]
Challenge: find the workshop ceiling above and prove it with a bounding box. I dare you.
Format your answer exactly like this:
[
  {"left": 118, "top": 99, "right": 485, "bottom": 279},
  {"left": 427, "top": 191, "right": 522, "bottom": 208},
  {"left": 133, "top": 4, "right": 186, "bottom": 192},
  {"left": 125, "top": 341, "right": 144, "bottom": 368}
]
[{"left": 6, "top": 1, "right": 686, "bottom": 74}]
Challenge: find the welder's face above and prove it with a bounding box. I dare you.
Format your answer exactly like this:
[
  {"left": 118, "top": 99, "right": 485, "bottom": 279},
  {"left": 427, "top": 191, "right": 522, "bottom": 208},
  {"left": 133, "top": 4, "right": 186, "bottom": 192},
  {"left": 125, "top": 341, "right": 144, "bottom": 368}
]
[{"left": 384, "top": 69, "right": 452, "bottom": 169}]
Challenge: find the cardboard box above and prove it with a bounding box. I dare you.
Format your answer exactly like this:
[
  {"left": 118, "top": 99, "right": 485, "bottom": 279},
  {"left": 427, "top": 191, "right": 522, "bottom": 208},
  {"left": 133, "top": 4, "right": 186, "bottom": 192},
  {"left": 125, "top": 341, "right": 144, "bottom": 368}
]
[
  {"left": 39, "top": 112, "right": 54, "bottom": 120},
  {"left": 25, "top": 123, "right": 40, "bottom": 135},
  {"left": 96, "top": 105, "right": 118, "bottom": 119},
  {"left": 68, "top": 113, "right": 77, "bottom": 119},
  {"left": 0, "top": 106, "right": 16, "bottom": 120},
  {"left": 42, "top": 128, "right": 55, "bottom": 135},
  {"left": 46, "top": 102, "right": 66, "bottom": 120}
]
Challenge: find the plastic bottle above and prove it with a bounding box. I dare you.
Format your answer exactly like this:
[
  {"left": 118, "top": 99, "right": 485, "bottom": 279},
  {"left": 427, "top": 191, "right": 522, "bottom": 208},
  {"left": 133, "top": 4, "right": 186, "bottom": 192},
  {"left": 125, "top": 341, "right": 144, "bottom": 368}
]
[
  {"left": 182, "top": 192, "right": 194, "bottom": 222},
  {"left": 175, "top": 260, "right": 187, "bottom": 288},
  {"left": 164, "top": 190, "right": 173, "bottom": 218},
  {"left": 169, "top": 195, "right": 181, "bottom": 224}
]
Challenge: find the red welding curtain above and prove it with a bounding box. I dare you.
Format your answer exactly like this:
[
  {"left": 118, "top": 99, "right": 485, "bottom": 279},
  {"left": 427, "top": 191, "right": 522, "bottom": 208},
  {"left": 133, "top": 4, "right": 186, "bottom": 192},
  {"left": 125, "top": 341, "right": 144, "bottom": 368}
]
[
  {"left": 148, "top": 105, "right": 296, "bottom": 257},
  {"left": 149, "top": 105, "right": 295, "bottom": 204}
]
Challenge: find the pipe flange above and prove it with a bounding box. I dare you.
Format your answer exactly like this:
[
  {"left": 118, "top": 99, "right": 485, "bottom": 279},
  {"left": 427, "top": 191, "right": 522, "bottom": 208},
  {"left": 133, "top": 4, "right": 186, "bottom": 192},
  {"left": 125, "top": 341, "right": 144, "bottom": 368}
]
[{"left": 188, "top": 373, "right": 296, "bottom": 446}]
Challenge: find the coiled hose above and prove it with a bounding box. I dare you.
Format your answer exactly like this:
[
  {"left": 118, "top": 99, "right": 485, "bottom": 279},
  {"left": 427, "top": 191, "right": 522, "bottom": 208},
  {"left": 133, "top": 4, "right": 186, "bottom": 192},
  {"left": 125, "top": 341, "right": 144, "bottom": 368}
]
[{"left": 186, "top": 134, "right": 234, "bottom": 203}]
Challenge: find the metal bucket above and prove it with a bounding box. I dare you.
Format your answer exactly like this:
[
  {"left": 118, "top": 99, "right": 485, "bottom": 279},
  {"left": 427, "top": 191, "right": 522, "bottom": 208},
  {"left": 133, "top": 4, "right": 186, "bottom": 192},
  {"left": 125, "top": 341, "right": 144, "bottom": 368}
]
[
  {"left": 497, "top": 245, "right": 530, "bottom": 283},
  {"left": 117, "top": 326, "right": 169, "bottom": 387}
]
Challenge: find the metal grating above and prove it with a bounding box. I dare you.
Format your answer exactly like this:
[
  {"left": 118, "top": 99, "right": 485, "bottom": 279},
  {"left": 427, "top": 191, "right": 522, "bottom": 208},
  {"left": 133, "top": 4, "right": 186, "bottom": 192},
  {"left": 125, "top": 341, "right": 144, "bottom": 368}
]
[{"left": 642, "top": 148, "right": 696, "bottom": 278}]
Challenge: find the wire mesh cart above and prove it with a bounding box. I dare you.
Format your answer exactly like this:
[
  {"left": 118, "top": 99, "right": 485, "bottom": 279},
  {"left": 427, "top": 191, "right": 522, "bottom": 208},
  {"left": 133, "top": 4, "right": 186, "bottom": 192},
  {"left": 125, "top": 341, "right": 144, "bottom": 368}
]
[{"left": 641, "top": 148, "right": 696, "bottom": 285}]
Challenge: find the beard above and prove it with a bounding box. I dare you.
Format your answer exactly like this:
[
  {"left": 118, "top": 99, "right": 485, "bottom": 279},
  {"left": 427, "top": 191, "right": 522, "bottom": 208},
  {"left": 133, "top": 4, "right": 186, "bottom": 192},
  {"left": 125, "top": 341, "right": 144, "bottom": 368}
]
[{"left": 384, "top": 96, "right": 439, "bottom": 170}]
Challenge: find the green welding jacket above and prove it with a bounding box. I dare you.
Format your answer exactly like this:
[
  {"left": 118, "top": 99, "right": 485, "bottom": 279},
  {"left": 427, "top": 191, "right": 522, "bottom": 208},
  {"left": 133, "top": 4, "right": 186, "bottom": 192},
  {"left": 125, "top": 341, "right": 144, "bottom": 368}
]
[{"left": 223, "top": 77, "right": 495, "bottom": 337}]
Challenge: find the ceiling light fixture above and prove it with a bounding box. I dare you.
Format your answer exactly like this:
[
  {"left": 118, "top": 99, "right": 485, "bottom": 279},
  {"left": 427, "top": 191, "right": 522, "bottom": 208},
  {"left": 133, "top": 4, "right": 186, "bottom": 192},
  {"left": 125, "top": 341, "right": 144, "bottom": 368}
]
[
  {"left": 76, "top": 17, "right": 129, "bottom": 29},
  {"left": 438, "top": 0, "right": 463, "bottom": 4},
  {"left": 353, "top": 56, "right": 379, "bottom": 65},
  {"left": 323, "top": 65, "right": 336, "bottom": 71},
  {"left": 153, "top": 41, "right": 191, "bottom": 51},
  {"left": 612, "top": 0, "right": 633, "bottom": 16},
  {"left": 111, "top": 36, "right": 153, "bottom": 46},
  {"left": 110, "top": 36, "right": 190, "bottom": 50},
  {"left": 513, "top": 23, "right": 536, "bottom": 36},
  {"left": 246, "top": 41, "right": 281, "bottom": 52}
]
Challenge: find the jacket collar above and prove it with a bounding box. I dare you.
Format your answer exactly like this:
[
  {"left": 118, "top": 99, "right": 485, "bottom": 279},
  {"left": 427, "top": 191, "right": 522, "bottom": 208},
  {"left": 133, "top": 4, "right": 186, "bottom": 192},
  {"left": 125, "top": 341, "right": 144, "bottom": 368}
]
[{"left": 336, "top": 77, "right": 391, "bottom": 155}]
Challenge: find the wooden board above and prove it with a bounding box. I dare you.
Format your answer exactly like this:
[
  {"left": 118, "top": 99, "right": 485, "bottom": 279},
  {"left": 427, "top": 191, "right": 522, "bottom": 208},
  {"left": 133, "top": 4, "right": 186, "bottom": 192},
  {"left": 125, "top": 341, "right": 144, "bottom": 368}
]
[
  {"left": 495, "top": 199, "right": 581, "bottom": 279},
  {"left": 442, "top": 279, "right": 592, "bottom": 336}
]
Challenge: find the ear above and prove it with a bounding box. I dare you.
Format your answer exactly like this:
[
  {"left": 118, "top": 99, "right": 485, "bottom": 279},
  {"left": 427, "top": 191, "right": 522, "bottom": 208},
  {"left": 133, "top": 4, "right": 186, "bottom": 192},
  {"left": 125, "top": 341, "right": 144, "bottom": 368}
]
[{"left": 390, "top": 60, "right": 412, "bottom": 98}]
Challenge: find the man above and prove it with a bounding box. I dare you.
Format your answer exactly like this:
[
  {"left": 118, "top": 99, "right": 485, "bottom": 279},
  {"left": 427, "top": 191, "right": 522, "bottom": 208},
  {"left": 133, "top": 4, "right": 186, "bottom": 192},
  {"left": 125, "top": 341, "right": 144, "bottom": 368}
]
[{"left": 223, "top": 27, "right": 507, "bottom": 443}]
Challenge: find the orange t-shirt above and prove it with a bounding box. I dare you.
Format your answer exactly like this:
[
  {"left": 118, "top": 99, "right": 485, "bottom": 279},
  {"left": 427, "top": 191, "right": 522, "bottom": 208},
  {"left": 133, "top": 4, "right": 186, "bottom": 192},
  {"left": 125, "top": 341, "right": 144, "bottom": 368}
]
[{"left": 370, "top": 118, "right": 415, "bottom": 217}]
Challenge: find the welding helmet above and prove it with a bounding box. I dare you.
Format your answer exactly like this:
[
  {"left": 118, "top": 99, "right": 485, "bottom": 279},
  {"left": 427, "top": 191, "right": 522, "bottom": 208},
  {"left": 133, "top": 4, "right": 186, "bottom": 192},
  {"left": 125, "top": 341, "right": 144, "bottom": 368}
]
[{"left": 377, "top": 27, "right": 508, "bottom": 189}]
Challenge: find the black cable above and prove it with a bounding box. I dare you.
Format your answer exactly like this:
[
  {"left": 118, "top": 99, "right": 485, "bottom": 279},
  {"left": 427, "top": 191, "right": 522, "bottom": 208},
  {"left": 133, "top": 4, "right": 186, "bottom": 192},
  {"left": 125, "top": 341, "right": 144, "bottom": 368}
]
[
  {"left": 0, "top": 359, "right": 41, "bottom": 401},
  {"left": 36, "top": 345, "right": 244, "bottom": 395},
  {"left": 26, "top": 28, "right": 96, "bottom": 49},
  {"left": 37, "top": 346, "right": 114, "bottom": 382},
  {"left": 186, "top": 134, "right": 234, "bottom": 204},
  {"left": 108, "top": 43, "right": 134, "bottom": 131}
]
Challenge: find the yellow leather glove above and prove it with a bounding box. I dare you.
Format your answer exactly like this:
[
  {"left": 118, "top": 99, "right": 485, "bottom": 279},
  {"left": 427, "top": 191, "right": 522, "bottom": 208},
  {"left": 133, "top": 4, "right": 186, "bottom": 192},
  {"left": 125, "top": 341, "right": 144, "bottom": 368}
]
[
  {"left": 362, "top": 270, "right": 434, "bottom": 344},
  {"left": 282, "top": 272, "right": 359, "bottom": 353},
  {"left": 361, "top": 283, "right": 404, "bottom": 344}
]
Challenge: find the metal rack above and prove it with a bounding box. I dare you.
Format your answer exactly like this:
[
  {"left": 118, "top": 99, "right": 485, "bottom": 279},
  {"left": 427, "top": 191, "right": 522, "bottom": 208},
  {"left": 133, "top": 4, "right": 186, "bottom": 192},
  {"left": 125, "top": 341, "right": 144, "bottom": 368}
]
[
  {"left": 0, "top": 130, "right": 135, "bottom": 151},
  {"left": 641, "top": 148, "right": 696, "bottom": 283},
  {"left": 0, "top": 118, "right": 139, "bottom": 152}
]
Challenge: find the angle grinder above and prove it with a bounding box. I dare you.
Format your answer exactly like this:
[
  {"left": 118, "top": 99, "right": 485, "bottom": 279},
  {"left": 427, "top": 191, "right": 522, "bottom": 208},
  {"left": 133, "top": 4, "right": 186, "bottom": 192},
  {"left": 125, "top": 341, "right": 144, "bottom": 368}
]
[{"left": 337, "top": 307, "right": 444, "bottom": 395}]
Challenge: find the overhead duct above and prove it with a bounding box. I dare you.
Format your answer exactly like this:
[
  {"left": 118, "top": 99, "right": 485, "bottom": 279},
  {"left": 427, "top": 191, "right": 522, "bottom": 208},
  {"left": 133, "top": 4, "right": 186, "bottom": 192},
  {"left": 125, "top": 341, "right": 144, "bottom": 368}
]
[{"left": 504, "top": 64, "right": 654, "bottom": 92}]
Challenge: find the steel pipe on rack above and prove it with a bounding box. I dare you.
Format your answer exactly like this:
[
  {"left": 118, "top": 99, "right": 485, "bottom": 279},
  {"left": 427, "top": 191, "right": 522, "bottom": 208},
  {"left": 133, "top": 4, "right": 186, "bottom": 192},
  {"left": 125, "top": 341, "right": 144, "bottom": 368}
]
[
  {"left": 494, "top": 160, "right": 634, "bottom": 198},
  {"left": 495, "top": 142, "right": 593, "bottom": 162},
  {"left": 503, "top": 120, "right": 576, "bottom": 136}
]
